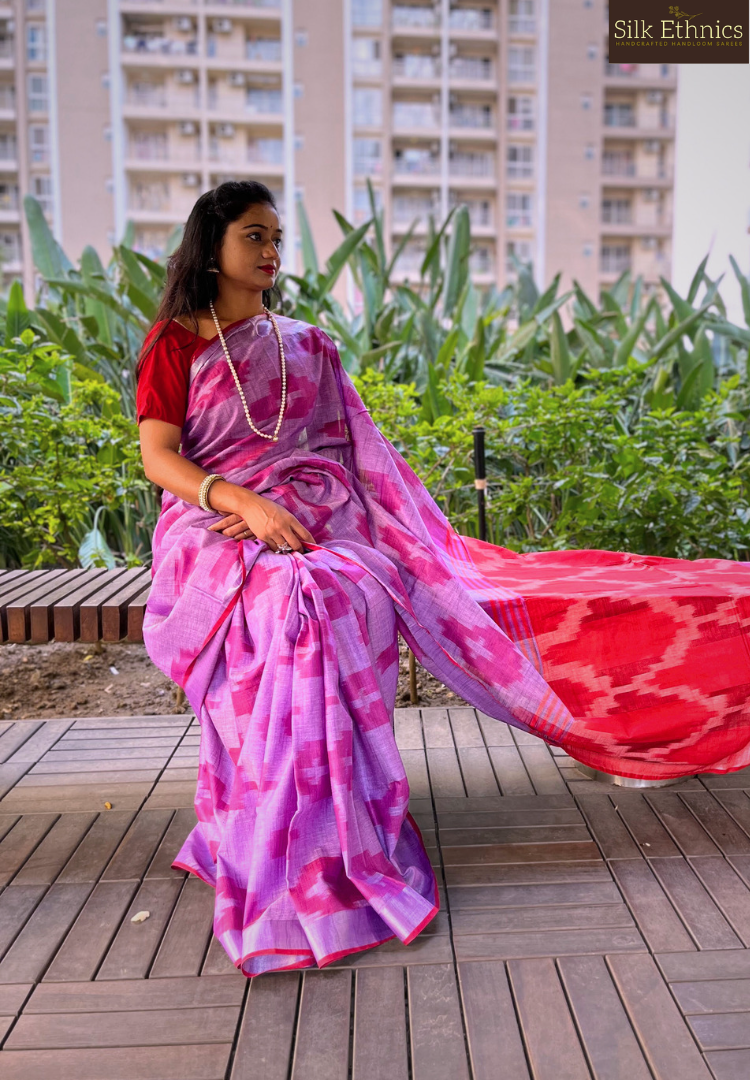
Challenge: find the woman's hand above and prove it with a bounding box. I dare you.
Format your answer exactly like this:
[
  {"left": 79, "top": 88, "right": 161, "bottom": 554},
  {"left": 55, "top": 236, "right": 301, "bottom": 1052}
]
[{"left": 210, "top": 491, "right": 315, "bottom": 554}]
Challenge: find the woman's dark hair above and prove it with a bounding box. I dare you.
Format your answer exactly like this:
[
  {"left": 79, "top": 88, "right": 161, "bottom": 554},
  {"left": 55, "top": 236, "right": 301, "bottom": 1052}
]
[{"left": 137, "top": 180, "right": 282, "bottom": 376}]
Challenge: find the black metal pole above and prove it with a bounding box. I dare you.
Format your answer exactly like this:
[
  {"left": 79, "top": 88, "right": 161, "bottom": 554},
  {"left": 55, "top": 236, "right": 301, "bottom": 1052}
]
[{"left": 473, "top": 426, "right": 487, "bottom": 543}]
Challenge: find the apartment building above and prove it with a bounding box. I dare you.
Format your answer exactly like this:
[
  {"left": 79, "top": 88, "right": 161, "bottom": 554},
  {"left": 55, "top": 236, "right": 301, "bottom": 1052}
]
[{"left": 0, "top": 0, "right": 677, "bottom": 302}]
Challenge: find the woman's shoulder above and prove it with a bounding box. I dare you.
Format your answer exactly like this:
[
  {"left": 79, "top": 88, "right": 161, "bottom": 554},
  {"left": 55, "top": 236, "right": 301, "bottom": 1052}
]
[
  {"left": 141, "top": 319, "right": 201, "bottom": 357},
  {"left": 273, "top": 314, "right": 336, "bottom": 352}
]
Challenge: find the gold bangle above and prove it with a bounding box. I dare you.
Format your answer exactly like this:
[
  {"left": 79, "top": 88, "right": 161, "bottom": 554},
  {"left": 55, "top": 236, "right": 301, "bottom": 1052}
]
[{"left": 198, "top": 473, "right": 223, "bottom": 512}]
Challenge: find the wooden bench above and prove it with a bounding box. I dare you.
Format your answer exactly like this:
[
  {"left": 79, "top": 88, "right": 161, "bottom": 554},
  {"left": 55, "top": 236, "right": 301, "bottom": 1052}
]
[{"left": 0, "top": 567, "right": 152, "bottom": 644}]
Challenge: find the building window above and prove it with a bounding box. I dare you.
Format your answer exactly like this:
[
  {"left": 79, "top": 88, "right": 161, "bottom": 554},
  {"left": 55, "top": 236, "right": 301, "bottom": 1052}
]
[
  {"left": 0, "top": 132, "right": 16, "bottom": 161},
  {"left": 601, "top": 243, "right": 631, "bottom": 274},
  {"left": 584, "top": 144, "right": 595, "bottom": 160},
  {"left": 0, "top": 182, "right": 18, "bottom": 210},
  {"left": 26, "top": 0, "right": 45, "bottom": 11},
  {"left": 353, "top": 87, "right": 383, "bottom": 127},
  {"left": 353, "top": 184, "right": 382, "bottom": 224},
  {"left": 579, "top": 194, "right": 590, "bottom": 208},
  {"left": 352, "top": 0, "right": 383, "bottom": 28},
  {"left": 507, "top": 144, "right": 533, "bottom": 179},
  {"left": 603, "top": 149, "right": 635, "bottom": 176},
  {"left": 353, "top": 137, "right": 382, "bottom": 176},
  {"left": 602, "top": 198, "right": 632, "bottom": 224},
  {"left": 353, "top": 37, "right": 382, "bottom": 77},
  {"left": 27, "top": 74, "right": 48, "bottom": 113},
  {"left": 509, "top": 1, "right": 535, "bottom": 34},
  {"left": 96, "top": 19, "right": 107, "bottom": 37},
  {"left": 29, "top": 124, "right": 49, "bottom": 163},
  {"left": 587, "top": 44, "right": 597, "bottom": 60},
  {"left": 581, "top": 93, "right": 592, "bottom": 110},
  {"left": 506, "top": 191, "right": 533, "bottom": 228},
  {"left": 583, "top": 243, "right": 593, "bottom": 257},
  {"left": 31, "top": 174, "right": 53, "bottom": 213},
  {"left": 0, "top": 231, "right": 21, "bottom": 265},
  {"left": 506, "top": 240, "right": 533, "bottom": 275},
  {"left": 508, "top": 46, "right": 535, "bottom": 83},
  {"left": 508, "top": 95, "right": 534, "bottom": 131},
  {"left": 604, "top": 102, "right": 636, "bottom": 127},
  {"left": 26, "top": 24, "right": 47, "bottom": 63}
]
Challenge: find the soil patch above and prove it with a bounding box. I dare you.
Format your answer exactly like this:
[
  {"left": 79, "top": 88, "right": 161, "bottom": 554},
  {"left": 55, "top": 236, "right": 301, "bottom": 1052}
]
[{"left": 0, "top": 636, "right": 467, "bottom": 720}]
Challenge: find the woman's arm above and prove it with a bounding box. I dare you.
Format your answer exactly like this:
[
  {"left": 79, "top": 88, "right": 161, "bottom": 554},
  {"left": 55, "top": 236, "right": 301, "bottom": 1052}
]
[{"left": 139, "top": 419, "right": 315, "bottom": 553}]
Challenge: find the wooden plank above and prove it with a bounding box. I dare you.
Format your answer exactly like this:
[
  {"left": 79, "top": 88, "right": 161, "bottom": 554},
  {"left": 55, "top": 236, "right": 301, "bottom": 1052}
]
[
  {"left": 0, "top": 884, "right": 47, "bottom": 959},
  {"left": 52, "top": 569, "right": 131, "bottom": 642},
  {"left": 57, "top": 810, "right": 136, "bottom": 883},
  {"left": 0, "top": 571, "right": 68, "bottom": 641},
  {"left": 688, "top": 856, "right": 750, "bottom": 947},
  {"left": 614, "top": 793, "right": 682, "bottom": 857},
  {"left": 455, "top": 927, "right": 645, "bottom": 961},
  {"left": 689, "top": 1013, "right": 750, "bottom": 1052},
  {"left": 43, "top": 880, "right": 140, "bottom": 983},
  {"left": 441, "top": 840, "right": 601, "bottom": 865},
  {"left": 352, "top": 967, "right": 408, "bottom": 1080},
  {"left": 421, "top": 708, "right": 454, "bottom": 749},
  {"left": 440, "top": 825, "right": 591, "bottom": 846},
  {"left": 448, "top": 708, "right": 484, "bottom": 747},
  {"left": 102, "top": 809, "right": 174, "bottom": 881},
  {"left": 291, "top": 970, "right": 351, "bottom": 1080},
  {"left": 712, "top": 790, "right": 750, "bottom": 838},
  {"left": 77, "top": 568, "right": 149, "bottom": 642},
  {"left": 0, "top": 1045, "right": 233, "bottom": 1080},
  {"left": 517, "top": 745, "right": 568, "bottom": 795},
  {"left": 577, "top": 794, "right": 642, "bottom": 859},
  {"left": 445, "top": 860, "right": 612, "bottom": 887},
  {"left": 126, "top": 584, "right": 151, "bottom": 642},
  {"left": 202, "top": 934, "right": 242, "bottom": 976},
  {"left": 14, "top": 813, "right": 96, "bottom": 885},
  {"left": 426, "top": 748, "right": 465, "bottom": 798},
  {"left": 30, "top": 975, "right": 245, "bottom": 1013},
  {"left": 6, "top": 571, "right": 86, "bottom": 643},
  {"left": 608, "top": 952, "right": 714, "bottom": 1080},
  {"left": 0, "top": 782, "right": 151, "bottom": 815},
  {"left": 146, "top": 807, "right": 196, "bottom": 878},
  {"left": 610, "top": 860, "right": 696, "bottom": 953},
  {"left": 394, "top": 708, "right": 423, "bottom": 750},
  {"left": 29, "top": 570, "right": 106, "bottom": 643},
  {"left": 705, "top": 1049, "right": 750, "bottom": 1080},
  {"left": 5, "top": 719, "right": 73, "bottom": 764},
  {"left": 487, "top": 746, "right": 534, "bottom": 796},
  {"left": 458, "top": 960, "right": 530, "bottom": 1080},
  {"left": 680, "top": 792, "right": 750, "bottom": 855},
  {"left": 435, "top": 795, "right": 573, "bottom": 813},
  {"left": 230, "top": 973, "right": 298, "bottom": 1080},
  {"left": 0, "top": 883, "right": 92, "bottom": 983},
  {"left": 646, "top": 791, "right": 721, "bottom": 856},
  {"left": 150, "top": 877, "right": 214, "bottom": 978},
  {"left": 657, "top": 951, "right": 750, "bottom": 983},
  {"left": 456, "top": 747, "right": 499, "bottom": 797},
  {"left": 475, "top": 713, "right": 515, "bottom": 746},
  {"left": 95, "top": 877, "right": 182, "bottom": 980},
  {"left": 438, "top": 808, "right": 583, "bottom": 828},
  {"left": 452, "top": 903, "right": 634, "bottom": 935},
  {"left": 101, "top": 571, "right": 154, "bottom": 642},
  {"left": 0, "top": 983, "right": 32, "bottom": 1014},
  {"left": 6, "top": 1004, "right": 241, "bottom": 1049},
  {"left": 407, "top": 964, "right": 469, "bottom": 1080},
  {"left": 0, "top": 813, "right": 58, "bottom": 886},
  {"left": 399, "top": 750, "right": 430, "bottom": 799},
  {"left": 672, "top": 980, "right": 750, "bottom": 1014},
  {"left": 508, "top": 957, "right": 590, "bottom": 1080},
  {"left": 650, "top": 858, "right": 743, "bottom": 949},
  {"left": 328, "top": 931, "right": 452, "bottom": 970},
  {"left": 0, "top": 722, "right": 43, "bottom": 765},
  {"left": 448, "top": 880, "right": 621, "bottom": 910},
  {"left": 558, "top": 954, "right": 652, "bottom": 1080}
]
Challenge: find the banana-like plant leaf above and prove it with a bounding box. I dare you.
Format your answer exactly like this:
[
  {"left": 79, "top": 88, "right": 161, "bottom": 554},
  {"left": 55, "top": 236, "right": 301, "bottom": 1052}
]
[
  {"left": 548, "top": 310, "right": 572, "bottom": 384},
  {"left": 78, "top": 507, "right": 116, "bottom": 570},
  {"left": 296, "top": 197, "right": 319, "bottom": 276},
  {"left": 5, "top": 280, "right": 32, "bottom": 346},
  {"left": 613, "top": 297, "right": 655, "bottom": 367},
  {"left": 31, "top": 307, "right": 85, "bottom": 361},
  {"left": 321, "top": 216, "right": 373, "bottom": 294},
  {"left": 687, "top": 253, "right": 709, "bottom": 304},
  {"left": 729, "top": 255, "right": 750, "bottom": 329},
  {"left": 649, "top": 299, "right": 715, "bottom": 361},
  {"left": 23, "top": 195, "right": 73, "bottom": 283},
  {"left": 442, "top": 204, "right": 470, "bottom": 319}
]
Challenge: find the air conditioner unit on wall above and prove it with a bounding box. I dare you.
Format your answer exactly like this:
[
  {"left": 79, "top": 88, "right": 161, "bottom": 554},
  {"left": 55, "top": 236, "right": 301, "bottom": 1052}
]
[
  {"left": 176, "top": 69, "right": 196, "bottom": 84},
  {"left": 643, "top": 188, "right": 660, "bottom": 201},
  {"left": 174, "top": 17, "right": 193, "bottom": 33},
  {"left": 178, "top": 121, "right": 197, "bottom": 135},
  {"left": 182, "top": 173, "right": 199, "bottom": 187},
  {"left": 216, "top": 123, "right": 235, "bottom": 138},
  {"left": 228, "top": 72, "right": 245, "bottom": 87},
  {"left": 646, "top": 90, "right": 664, "bottom": 104},
  {"left": 212, "top": 18, "right": 233, "bottom": 34},
  {"left": 643, "top": 139, "right": 661, "bottom": 153},
  {"left": 641, "top": 236, "right": 657, "bottom": 249}
]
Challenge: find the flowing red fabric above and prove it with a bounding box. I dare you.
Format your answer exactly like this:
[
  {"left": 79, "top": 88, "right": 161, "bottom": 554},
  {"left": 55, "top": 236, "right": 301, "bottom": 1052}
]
[{"left": 462, "top": 542, "right": 750, "bottom": 780}]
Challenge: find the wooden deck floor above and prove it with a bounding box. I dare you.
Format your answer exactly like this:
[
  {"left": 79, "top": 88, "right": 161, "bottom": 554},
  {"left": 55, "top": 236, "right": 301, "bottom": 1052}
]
[{"left": 0, "top": 709, "right": 749, "bottom": 1079}]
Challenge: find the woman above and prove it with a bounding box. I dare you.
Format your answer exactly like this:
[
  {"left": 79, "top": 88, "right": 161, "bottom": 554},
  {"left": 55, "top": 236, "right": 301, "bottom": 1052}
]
[{"left": 137, "top": 181, "right": 746, "bottom": 976}]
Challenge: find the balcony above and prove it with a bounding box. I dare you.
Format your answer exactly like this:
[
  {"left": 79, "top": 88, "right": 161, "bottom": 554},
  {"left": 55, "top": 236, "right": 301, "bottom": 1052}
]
[
  {"left": 0, "top": 37, "right": 12, "bottom": 61},
  {"left": 207, "top": 88, "right": 283, "bottom": 117},
  {"left": 127, "top": 140, "right": 202, "bottom": 166},
  {"left": 603, "top": 152, "right": 635, "bottom": 177},
  {"left": 392, "top": 55, "right": 440, "bottom": 79},
  {"left": 393, "top": 243, "right": 428, "bottom": 274},
  {"left": 449, "top": 7, "right": 494, "bottom": 32},
  {"left": 450, "top": 196, "right": 493, "bottom": 228},
  {"left": 449, "top": 103, "right": 493, "bottom": 129},
  {"left": 392, "top": 194, "right": 441, "bottom": 224},
  {"left": 509, "top": 16, "right": 535, "bottom": 34},
  {"left": 393, "top": 148, "right": 440, "bottom": 176},
  {"left": 469, "top": 247, "right": 495, "bottom": 275},
  {"left": 449, "top": 151, "right": 494, "bottom": 179},
  {"left": 601, "top": 200, "right": 632, "bottom": 225},
  {"left": 209, "top": 137, "right": 284, "bottom": 169},
  {"left": 245, "top": 38, "right": 282, "bottom": 62},
  {"left": 206, "top": 0, "right": 281, "bottom": 7},
  {"left": 449, "top": 56, "right": 494, "bottom": 81},
  {"left": 392, "top": 101, "right": 440, "bottom": 130},
  {"left": 122, "top": 34, "right": 199, "bottom": 57},
  {"left": 600, "top": 244, "right": 631, "bottom": 275},
  {"left": 392, "top": 5, "right": 439, "bottom": 30},
  {"left": 604, "top": 105, "right": 636, "bottom": 128},
  {"left": 125, "top": 87, "right": 201, "bottom": 113}
]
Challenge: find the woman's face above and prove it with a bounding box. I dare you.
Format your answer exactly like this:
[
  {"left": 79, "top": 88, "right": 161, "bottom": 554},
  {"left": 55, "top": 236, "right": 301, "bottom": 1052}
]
[{"left": 216, "top": 202, "right": 283, "bottom": 293}]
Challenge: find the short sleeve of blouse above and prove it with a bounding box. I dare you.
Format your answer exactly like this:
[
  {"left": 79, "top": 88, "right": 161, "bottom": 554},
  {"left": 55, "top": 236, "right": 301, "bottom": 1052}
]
[{"left": 135, "top": 322, "right": 196, "bottom": 429}]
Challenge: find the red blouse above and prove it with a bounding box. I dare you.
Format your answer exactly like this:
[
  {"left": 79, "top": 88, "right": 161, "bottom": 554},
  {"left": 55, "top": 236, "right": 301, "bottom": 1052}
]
[{"left": 136, "top": 318, "right": 247, "bottom": 429}]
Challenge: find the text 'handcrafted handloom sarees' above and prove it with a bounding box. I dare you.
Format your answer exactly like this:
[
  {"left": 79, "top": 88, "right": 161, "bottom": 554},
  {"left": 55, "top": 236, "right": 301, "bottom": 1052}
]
[{"left": 142, "top": 312, "right": 750, "bottom": 976}]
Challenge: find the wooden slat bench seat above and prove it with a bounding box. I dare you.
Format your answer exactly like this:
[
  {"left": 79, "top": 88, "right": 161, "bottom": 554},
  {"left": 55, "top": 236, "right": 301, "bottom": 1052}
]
[{"left": 0, "top": 568, "right": 152, "bottom": 644}]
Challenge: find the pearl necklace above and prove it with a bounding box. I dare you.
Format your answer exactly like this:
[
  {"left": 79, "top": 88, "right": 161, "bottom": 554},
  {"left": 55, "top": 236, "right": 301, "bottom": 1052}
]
[{"left": 209, "top": 299, "right": 287, "bottom": 442}]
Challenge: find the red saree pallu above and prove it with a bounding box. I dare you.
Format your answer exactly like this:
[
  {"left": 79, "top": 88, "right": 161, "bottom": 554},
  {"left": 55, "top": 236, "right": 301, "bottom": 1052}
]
[{"left": 142, "top": 313, "right": 750, "bottom": 976}]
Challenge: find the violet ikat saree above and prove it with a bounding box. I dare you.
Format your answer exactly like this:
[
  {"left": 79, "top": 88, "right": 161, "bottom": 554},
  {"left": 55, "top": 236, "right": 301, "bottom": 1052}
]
[{"left": 142, "top": 313, "right": 580, "bottom": 976}]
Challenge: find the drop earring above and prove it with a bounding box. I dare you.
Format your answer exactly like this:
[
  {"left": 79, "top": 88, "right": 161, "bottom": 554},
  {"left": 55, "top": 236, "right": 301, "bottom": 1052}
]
[{"left": 207, "top": 259, "right": 220, "bottom": 274}]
